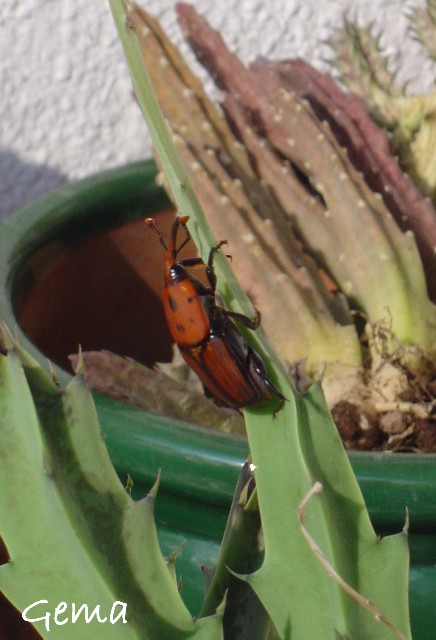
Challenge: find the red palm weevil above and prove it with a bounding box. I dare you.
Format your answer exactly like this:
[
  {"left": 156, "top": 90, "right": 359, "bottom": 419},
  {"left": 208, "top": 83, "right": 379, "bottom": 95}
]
[{"left": 145, "top": 215, "right": 285, "bottom": 412}]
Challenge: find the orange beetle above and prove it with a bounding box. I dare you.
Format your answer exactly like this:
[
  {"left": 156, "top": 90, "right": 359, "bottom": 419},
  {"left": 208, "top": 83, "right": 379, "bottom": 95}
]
[{"left": 145, "top": 215, "right": 285, "bottom": 411}]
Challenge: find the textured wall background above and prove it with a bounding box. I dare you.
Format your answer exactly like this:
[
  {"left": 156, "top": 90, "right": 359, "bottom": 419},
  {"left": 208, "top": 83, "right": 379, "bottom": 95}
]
[{"left": 1, "top": 0, "right": 433, "bottom": 220}]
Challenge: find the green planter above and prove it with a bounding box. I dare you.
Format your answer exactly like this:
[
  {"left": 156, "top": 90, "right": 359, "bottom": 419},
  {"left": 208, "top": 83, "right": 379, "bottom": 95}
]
[{"left": 1, "top": 160, "right": 435, "bottom": 638}]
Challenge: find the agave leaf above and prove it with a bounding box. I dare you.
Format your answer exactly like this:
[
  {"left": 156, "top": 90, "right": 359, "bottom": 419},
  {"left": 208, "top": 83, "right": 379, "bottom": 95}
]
[
  {"left": 0, "top": 345, "right": 137, "bottom": 639},
  {"left": 242, "top": 379, "right": 411, "bottom": 640},
  {"left": 0, "top": 330, "right": 223, "bottom": 639},
  {"left": 200, "top": 463, "right": 271, "bottom": 640}
]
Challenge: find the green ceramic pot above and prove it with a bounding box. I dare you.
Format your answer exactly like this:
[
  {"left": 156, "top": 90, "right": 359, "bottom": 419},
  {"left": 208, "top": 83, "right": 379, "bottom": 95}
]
[{"left": 1, "top": 160, "right": 435, "bottom": 638}]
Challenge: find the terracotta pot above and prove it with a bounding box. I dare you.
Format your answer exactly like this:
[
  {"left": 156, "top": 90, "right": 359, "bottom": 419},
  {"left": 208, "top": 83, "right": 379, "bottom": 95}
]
[{"left": 1, "top": 160, "right": 435, "bottom": 638}]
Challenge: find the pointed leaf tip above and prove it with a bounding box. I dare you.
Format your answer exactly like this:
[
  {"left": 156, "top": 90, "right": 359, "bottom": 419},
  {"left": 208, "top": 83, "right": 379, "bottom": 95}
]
[
  {"left": 72, "top": 345, "right": 84, "bottom": 375},
  {"left": 166, "top": 539, "right": 187, "bottom": 565},
  {"left": 148, "top": 469, "right": 161, "bottom": 500},
  {"left": 46, "top": 359, "right": 60, "bottom": 386},
  {"left": 0, "top": 321, "right": 15, "bottom": 351},
  {"left": 403, "top": 507, "right": 410, "bottom": 535},
  {"left": 125, "top": 473, "right": 134, "bottom": 496}
]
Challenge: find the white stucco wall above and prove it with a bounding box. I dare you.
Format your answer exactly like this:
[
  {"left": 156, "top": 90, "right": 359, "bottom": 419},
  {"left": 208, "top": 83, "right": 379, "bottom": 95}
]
[{"left": 1, "top": 0, "right": 433, "bottom": 220}]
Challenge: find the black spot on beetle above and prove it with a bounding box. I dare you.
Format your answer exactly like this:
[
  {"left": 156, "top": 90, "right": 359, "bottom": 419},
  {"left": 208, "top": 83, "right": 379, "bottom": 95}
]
[
  {"left": 187, "top": 296, "right": 194, "bottom": 303},
  {"left": 168, "top": 295, "right": 177, "bottom": 311},
  {"left": 176, "top": 323, "right": 185, "bottom": 333}
]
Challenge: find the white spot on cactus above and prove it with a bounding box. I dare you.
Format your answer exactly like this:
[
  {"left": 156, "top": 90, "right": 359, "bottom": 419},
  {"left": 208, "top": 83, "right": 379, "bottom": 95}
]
[
  {"left": 243, "top": 232, "right": 256, "bottom": 243},
  {"left": 339, "top": 172, "right": 348, "bottom": 181},
  {"left": 357, "top": 199, "right": 366, "bottom": 208},
  {"left": 295, "top": 103, "right": 302, "bottom": 113},
  {"left": 287, "top": 138, "right": 296, "bottom": 147},
  {"left": 343, "top": 280, "right": 353, "bottom": 295},
  {"left": 304, "top": 161, "right": 311, "bottom": 170},
  {"left": 159, "top": 57, "right": 169, "bottom": 67},
  {"left": 233, "top": 178, "right": 242, "bottom": 188},
  {"left": 220, "top": 195, "right": 230, "bottom": 205},
  {"left": 201, "top": 121, "right": 212, "bottom": 132},
  {"left": 317, "top": 133, "right": 325, "bottom": 142},
  {"left": 182, "top": 87, "right": 194, "bottom": 98},
  {"left": 275, "top": 272, "right": 288, "bottom": 283},
  {"left": 339, "top": 252, "right": 346, "bottom": 262},
  {"left": 191, "top": 161, "right": 201, "bottom": 172},
  {"left": 359, "top": 414, "right": 371, "bottom": 432},
  {"left": 274, "top": 113, "right": 283, "bottom": 123},
  {"left": 324, "top": 209, "right": 331, "bottom": 218},
  {"left": 315, "top": 182, "right": 324, "bottom": 192}
]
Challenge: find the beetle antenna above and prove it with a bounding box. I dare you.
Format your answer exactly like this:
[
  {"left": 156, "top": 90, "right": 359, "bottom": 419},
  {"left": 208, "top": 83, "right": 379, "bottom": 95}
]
[{"left": 145, "top": 218, "right": 167, "bottom": 250}]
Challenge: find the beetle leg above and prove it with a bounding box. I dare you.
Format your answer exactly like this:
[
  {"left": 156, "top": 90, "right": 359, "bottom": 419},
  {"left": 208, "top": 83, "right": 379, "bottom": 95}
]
[
  {"left": 177, "top": 257, "right": 205, "bottom": 268},
  {"left": 246, "top": 346, "right": 286, "bottom": 414},
  {"left": 264, "top": 379, "right": 286, "bottom": 415},
  {"left": 206, "top": 240, "right": 229, "bottom": 292},
  {"left": 225, "top": 308, "right": 261, "bottom": 330}
]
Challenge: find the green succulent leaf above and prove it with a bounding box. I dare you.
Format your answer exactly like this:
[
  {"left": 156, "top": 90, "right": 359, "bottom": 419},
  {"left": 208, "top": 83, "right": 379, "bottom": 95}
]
[
  {"left": 0, "top": 345, "right": 136, "bottom": 639},
  {"left": 242, "top": 381, "right": 411, "bottom": 640},
  {"left": 0, "top": 331, "right": 223, "bottom": 640}
]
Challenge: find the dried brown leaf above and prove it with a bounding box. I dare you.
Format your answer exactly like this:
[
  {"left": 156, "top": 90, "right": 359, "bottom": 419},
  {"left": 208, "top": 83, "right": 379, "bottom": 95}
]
[{"left": 69, "top": 350, "right": 245, "bottom": 434}]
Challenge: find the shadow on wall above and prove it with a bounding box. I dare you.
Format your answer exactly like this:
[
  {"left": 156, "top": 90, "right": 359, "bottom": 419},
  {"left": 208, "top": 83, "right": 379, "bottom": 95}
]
[{"left": 0, "top": 150, "right": 67, "bottom": 222}]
